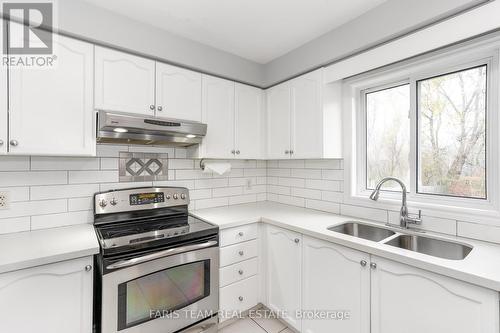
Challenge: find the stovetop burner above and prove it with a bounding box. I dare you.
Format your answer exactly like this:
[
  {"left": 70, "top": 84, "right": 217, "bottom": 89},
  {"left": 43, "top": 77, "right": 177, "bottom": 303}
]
[{"left": 93, "top": 187, "right": 218, "bottom": 256}]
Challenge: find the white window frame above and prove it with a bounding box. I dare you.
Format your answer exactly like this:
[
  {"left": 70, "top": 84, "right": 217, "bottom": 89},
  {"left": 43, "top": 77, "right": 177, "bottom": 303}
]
[{"left": 343, "top": 38, "right": 500, "bottom": 223}]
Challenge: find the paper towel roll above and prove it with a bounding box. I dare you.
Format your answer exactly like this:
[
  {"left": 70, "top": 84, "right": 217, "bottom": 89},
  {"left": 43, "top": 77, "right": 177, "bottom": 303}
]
[{"left": 202, "top": 162, "right": 232, "bottom": 175}]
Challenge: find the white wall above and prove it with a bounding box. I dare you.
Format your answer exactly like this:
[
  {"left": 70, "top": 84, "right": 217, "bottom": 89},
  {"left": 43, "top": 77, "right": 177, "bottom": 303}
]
[{"left": 263, "top": 0, "right": 489, "bottom": 86}]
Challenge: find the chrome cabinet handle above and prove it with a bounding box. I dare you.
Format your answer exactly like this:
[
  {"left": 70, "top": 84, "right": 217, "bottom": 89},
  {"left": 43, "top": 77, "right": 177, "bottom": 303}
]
[
  {"left": 285, "top": 150, "right": 290, "bottom": 154},
  {"left": 231, "top": 150, "right": 236, "bottom": 155},
  {"left": 106, "top": 240, "right": 217, "bottom": 270},
  {"left": 238, "top": 232, "right": 244, "bottom": 237},
  {"left": 360, "top": 260, "right": 367, "bottom": 267},
  {"left": 149, "top": 105, "right": 155, "bottom": 110},
  {"left": 238, "top": 250, "right": 244, "bottom": 256},
  {"left": 294, "top": 238, "right": 300, "bottom": 244},
  {"left": 236, "top": 150, "right": 240, "bottom": 155},
  {"left": 0, "top": 139, "right": 3, "bottom": 146},
  {"left": 238, "top": 269, "right": 244, "bottom": 275},
  {"left": 290, "top": 150, "right": 294, "bottom": 154},
  {"left": 157, "top": 106, "right": 163, "bottom": 111},
  {"left": 9, "top": 140, "right": 18, "bottom": 147},
  {"left": 370, "top": 262, "right": 377, "bottom": 270},
  {"left": 238, "top": 296, "right": 244, "bottom": 301},
  {"left": 85, "top": 265, "right": 92, "bottom": 272}
]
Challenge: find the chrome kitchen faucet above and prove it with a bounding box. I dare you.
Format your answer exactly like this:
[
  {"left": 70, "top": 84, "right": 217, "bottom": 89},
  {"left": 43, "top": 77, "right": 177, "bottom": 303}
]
[{"left": 369, "top": 177, "right": 422, "bottom": 229}]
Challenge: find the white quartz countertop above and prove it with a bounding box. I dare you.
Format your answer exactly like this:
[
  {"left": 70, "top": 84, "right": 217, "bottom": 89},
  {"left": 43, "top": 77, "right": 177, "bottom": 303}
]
[
  {"left": 0, "top": 224, "right": 100, "bottom": 274},
  {"left": 192, "top": 201, "right": 500, "bottom": 292}
]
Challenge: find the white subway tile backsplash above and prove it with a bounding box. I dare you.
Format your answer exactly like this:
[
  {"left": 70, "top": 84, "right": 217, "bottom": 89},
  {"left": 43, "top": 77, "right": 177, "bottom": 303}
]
[
  {"left": 31, "top": 211, "right": 93, "bottom": 230},
  {"left": 321, "top": 169, "right": 343, "bottom": 180},
  {"left": 176, "top": 169, "right": 211, "bottom": 180},
  {"left": 174, "top": 148, "right": 187, "bottom": 158},
  {"left": 0, "top": 187, "right": 30, "bottom": 202},
  {"left": 268, "top": 185, "right": 291, "bottom": 195},
  {"left": 229, "top": 194, "right": 257, "bottom": 205},
  {"left": 100, "top": 158, "right": 119, "bottom": 170},
  {"left": 31, "top": 157, "right": 99, "bottom": 171},
  {"left": 321, "top": 191, "right": 343, "bottom": 203},
  {"left": 194, "top": 197, "right": 229, "bottom": 210},
  {"left": 457, "top": 221, "right": 500, "bottom": 244},
  {"left": 0, "top": 200, "right": 67, "bottom": 219},
  {"left": 99, "top": 181, "right": 153, "bottom": 191},
  {"left": 305, "top": 159, "right": 342, "bottom": 169},
  {"left": 305, "top": 179, "right": 341, "bottom": 192},
  {"left": 212, "top": 187, "right": 243, "bottom": 198},
  {"left": 0, "top": 156, "right": 30, "bottom": 171},
  {"left": 291, "top": 187, "right": 321, "bottom": 200},
  {"left": 189, "top": 189, "right": 212, "bottom": 200},
  {"left": 278, "top": 160, "right": 305, "bottom": 169},
  {"left": 290, "top": 168, "right": 321, "bottom": 179},
  {"left": 69, "top": 170, "right": 118, "bottom": 184},
  {"left": 96, "top": 144, "right": 128, "bottom": 157},
  {"left": 340, "top": 204, "right": 387, "bottom": 223},
  {"left": 268, "top": 168, "right": 291, "bottom": 177},
  {"left": 243, "top": 168, "right": 266, "bottom": 177},
  {"left": 278, "top": 177, "right": 305, "bottom": 188},
  {"left": 31, "top": 184, "right": 99, "bottom": 200},
  {"left": 195, "top": 178, "right": 228, "bottom": 189},
  {"left": 68, "top": 197, "right": 93, "bottom": 212},
  {"left": 0, "top": 217, "right": 31, "bottom": 234},
  {"left": 306, "top": 199, "right": 341, "bottom": 214},
  {"left": 278, "top": 195, "right": 305, "bottom": 207},
  {"left": 0, "top": 171, "right": 67, "bottom": 186},
  {"left": 169, "top": 159, "right": 194, "bottom": 169},
  {"left": 243, "top": 184, "right": 267, "bottom": 194}
]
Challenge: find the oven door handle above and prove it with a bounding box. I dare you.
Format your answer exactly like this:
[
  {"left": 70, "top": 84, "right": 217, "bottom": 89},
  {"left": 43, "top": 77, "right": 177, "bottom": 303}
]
[{"left": 106, "top": 240, "right": 218, "bottom": 270}]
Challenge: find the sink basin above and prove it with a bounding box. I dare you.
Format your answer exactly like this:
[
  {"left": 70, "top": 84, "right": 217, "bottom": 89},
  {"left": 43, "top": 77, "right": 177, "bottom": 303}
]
[
  {"left": 328, "top": 222, "right": 395, "bottom": 242},
  {"left": 385, "top": 234, "right": 472, "bottom": 260}
]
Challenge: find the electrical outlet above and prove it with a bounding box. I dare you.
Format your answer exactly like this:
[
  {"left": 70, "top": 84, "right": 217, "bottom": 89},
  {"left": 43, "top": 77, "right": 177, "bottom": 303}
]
[
  {"left": 0, "top": 192, "right": 9, "bottom": 210},
  {"left": 246, "top": 178, "right": 253, "bottom": 190}
]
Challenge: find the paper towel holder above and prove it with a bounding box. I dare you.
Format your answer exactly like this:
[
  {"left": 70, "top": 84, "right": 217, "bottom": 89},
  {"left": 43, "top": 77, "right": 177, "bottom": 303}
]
[{"left": 199, "top": 158, "right": 213, "bottom": 171}]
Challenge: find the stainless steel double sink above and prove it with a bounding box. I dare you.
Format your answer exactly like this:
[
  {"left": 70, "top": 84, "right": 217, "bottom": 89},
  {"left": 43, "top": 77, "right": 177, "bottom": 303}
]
[{"left": 328, "top": 221, "right": 472, "bottom": 260}]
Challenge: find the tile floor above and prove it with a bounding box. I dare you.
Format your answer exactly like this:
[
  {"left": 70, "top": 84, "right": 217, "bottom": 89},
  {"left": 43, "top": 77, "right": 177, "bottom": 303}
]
[{"left": 218, "top": 315, "right": 292, "bottom": 333}]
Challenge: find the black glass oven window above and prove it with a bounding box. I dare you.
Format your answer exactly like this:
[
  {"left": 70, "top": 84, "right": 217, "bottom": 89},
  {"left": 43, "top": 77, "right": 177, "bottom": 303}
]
[{"left": 117, "top": 260, "right": 210, "bottom": 330}]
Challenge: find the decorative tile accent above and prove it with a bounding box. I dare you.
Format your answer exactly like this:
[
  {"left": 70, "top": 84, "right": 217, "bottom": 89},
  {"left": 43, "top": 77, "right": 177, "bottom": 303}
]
[{"left": 119, "top": 152, "right": 168, "bottom": 182}]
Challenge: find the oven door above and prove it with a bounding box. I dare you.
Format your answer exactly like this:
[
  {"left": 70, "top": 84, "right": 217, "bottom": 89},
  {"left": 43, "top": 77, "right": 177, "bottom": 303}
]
[{"left": 101, "top": 241, "right": 219, "bottom": 333}]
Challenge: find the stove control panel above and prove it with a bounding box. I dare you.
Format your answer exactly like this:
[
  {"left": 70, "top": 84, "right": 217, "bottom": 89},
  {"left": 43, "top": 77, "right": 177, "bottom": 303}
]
[{"left": 94, "top": 187, "right": 190, "bottom": 215}]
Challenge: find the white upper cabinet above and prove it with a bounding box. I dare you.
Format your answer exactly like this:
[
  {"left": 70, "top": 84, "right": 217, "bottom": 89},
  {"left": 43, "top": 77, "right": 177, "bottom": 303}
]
[
  {"left": 265, "top": 225, "right": 302, "bottom": 331},
  {"left": 371, "top": 256, "right": 499, "bottom": 333},
  {"left": 265, "top": 68, "right": 342, "bottom": 159},
  {"left": 234, "top": 83, "right": 265, "bottom": 159},
  {"left": 302, "top": 236, "right": 370, "bottom": 333},
  {"left": 0, "top": 256, "right": 93, "bottom": 333},
  {"left": 95, "top": 46, "right": 155, "bottom": 116},
  {"left": 290, "top": 70, "right": 323, "bottom": 159},
  {"left": 8, "top": 30, "right": 95, "bottom": 156},
  {"left": 155, "top": 63, "right": 202, "bottom": 122},
  {"left": 200, "top": 75, "right": 235, "bottom": 159},
  {"left": 266, "top": 81, "right": 291, "bottom": 159},
  {"left": 0, "top": 18, "right": 6, "bottom": 155}
]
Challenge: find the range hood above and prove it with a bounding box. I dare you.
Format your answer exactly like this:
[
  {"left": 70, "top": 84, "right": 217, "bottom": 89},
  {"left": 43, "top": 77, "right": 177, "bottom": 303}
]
[{"left": 96, "top": 111, "right": 207, "bottom": 147}]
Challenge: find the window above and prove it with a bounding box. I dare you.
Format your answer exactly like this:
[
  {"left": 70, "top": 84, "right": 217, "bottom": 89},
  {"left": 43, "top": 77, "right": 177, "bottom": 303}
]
[
  {"left": 366, "top": 84, "right": 410, "bottom": 190},
  {"left": 360, "top": 62, "right": 490, "bottom": 201},
  {"left": 417, "top": 65, "right": 487, "bottom": 199}
]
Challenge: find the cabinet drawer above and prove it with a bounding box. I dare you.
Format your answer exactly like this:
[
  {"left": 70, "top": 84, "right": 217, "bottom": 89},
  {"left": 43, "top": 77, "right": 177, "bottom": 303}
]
[
  {"left": 220, "top": 257, "right": 258, "bottom": 287},
  {"left": 219, "top": 275, "right": 258, "bottom": 321},
  {"left": 220, "top": 224, "right": 258, "bottom": 247},
  {"left": 220, "top": 239, "right": 258, "bottom": 267}
]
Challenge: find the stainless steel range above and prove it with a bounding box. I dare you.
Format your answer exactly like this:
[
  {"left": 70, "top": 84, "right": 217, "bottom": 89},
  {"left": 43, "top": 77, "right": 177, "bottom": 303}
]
[{"left": 93, "top": 187, "right": 219, "bottom": 333}]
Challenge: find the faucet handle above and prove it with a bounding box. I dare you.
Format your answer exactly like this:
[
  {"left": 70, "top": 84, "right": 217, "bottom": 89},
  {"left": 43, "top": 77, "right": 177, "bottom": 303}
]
[{"left": 407, "top": 210, "right": 422, "bottom": 225}]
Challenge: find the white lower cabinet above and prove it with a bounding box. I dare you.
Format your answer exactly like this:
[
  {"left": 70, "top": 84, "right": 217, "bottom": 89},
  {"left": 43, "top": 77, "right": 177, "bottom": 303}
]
[
  {"left": 370, "top": 256, "right": 499, "bottom": 333},
  {"left": 263, "top": 226, "right": 499, "bottom": 333},
  {"left": 219, "top": 224, "right": 260, "bottom": 323},
  {"left": 0, "top": 256, "right": 93, "bottom": 333},
  {"left": 265, "top": 225, "right": 302, "bottom": 331},
  {"left": 302, "top": 236, "right": 370, "bottom": 333}
]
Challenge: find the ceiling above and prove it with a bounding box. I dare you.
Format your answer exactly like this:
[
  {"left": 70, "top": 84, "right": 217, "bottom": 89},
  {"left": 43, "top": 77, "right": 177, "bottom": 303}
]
[{"left": 82, "top": 0, "right": 387, "bottom": 64}]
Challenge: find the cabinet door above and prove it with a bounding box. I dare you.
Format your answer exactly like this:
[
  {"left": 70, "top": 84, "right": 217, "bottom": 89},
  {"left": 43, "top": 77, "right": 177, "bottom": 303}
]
[
  {"left": 155, "top": 63, "right": 202, "bottom": 121},
  {"left": 302, "top": 236, "right": 370, "bottom": 333},
  {"left": 371, "top": 256, "right": 499, "bottom": 333},
  {"left": 0, "top": 256, "right": 93, "bottom": 333},
  {"left": 95, "top": 46, "right": 155, "bottom": 115},
  {"left": 235, "top": 83, "right": 264, "bottom": 159},
  {"left": 0, "top": 18, "right": 6, "bottom": 155},
  {"left": 290, "top": 69, "right": 323, "bottom": 159},
  {"left": 200, "top": 75, "right": 235, "bottom": 158},
  {"left": 266, "top": 225, "right": 301, "bottom": 331},
  {"left": 266, "top": 82, "right": 291, "bottom": 159},
  {"left": 8, "top": 31, "right": 95, "bottom": 156}
]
